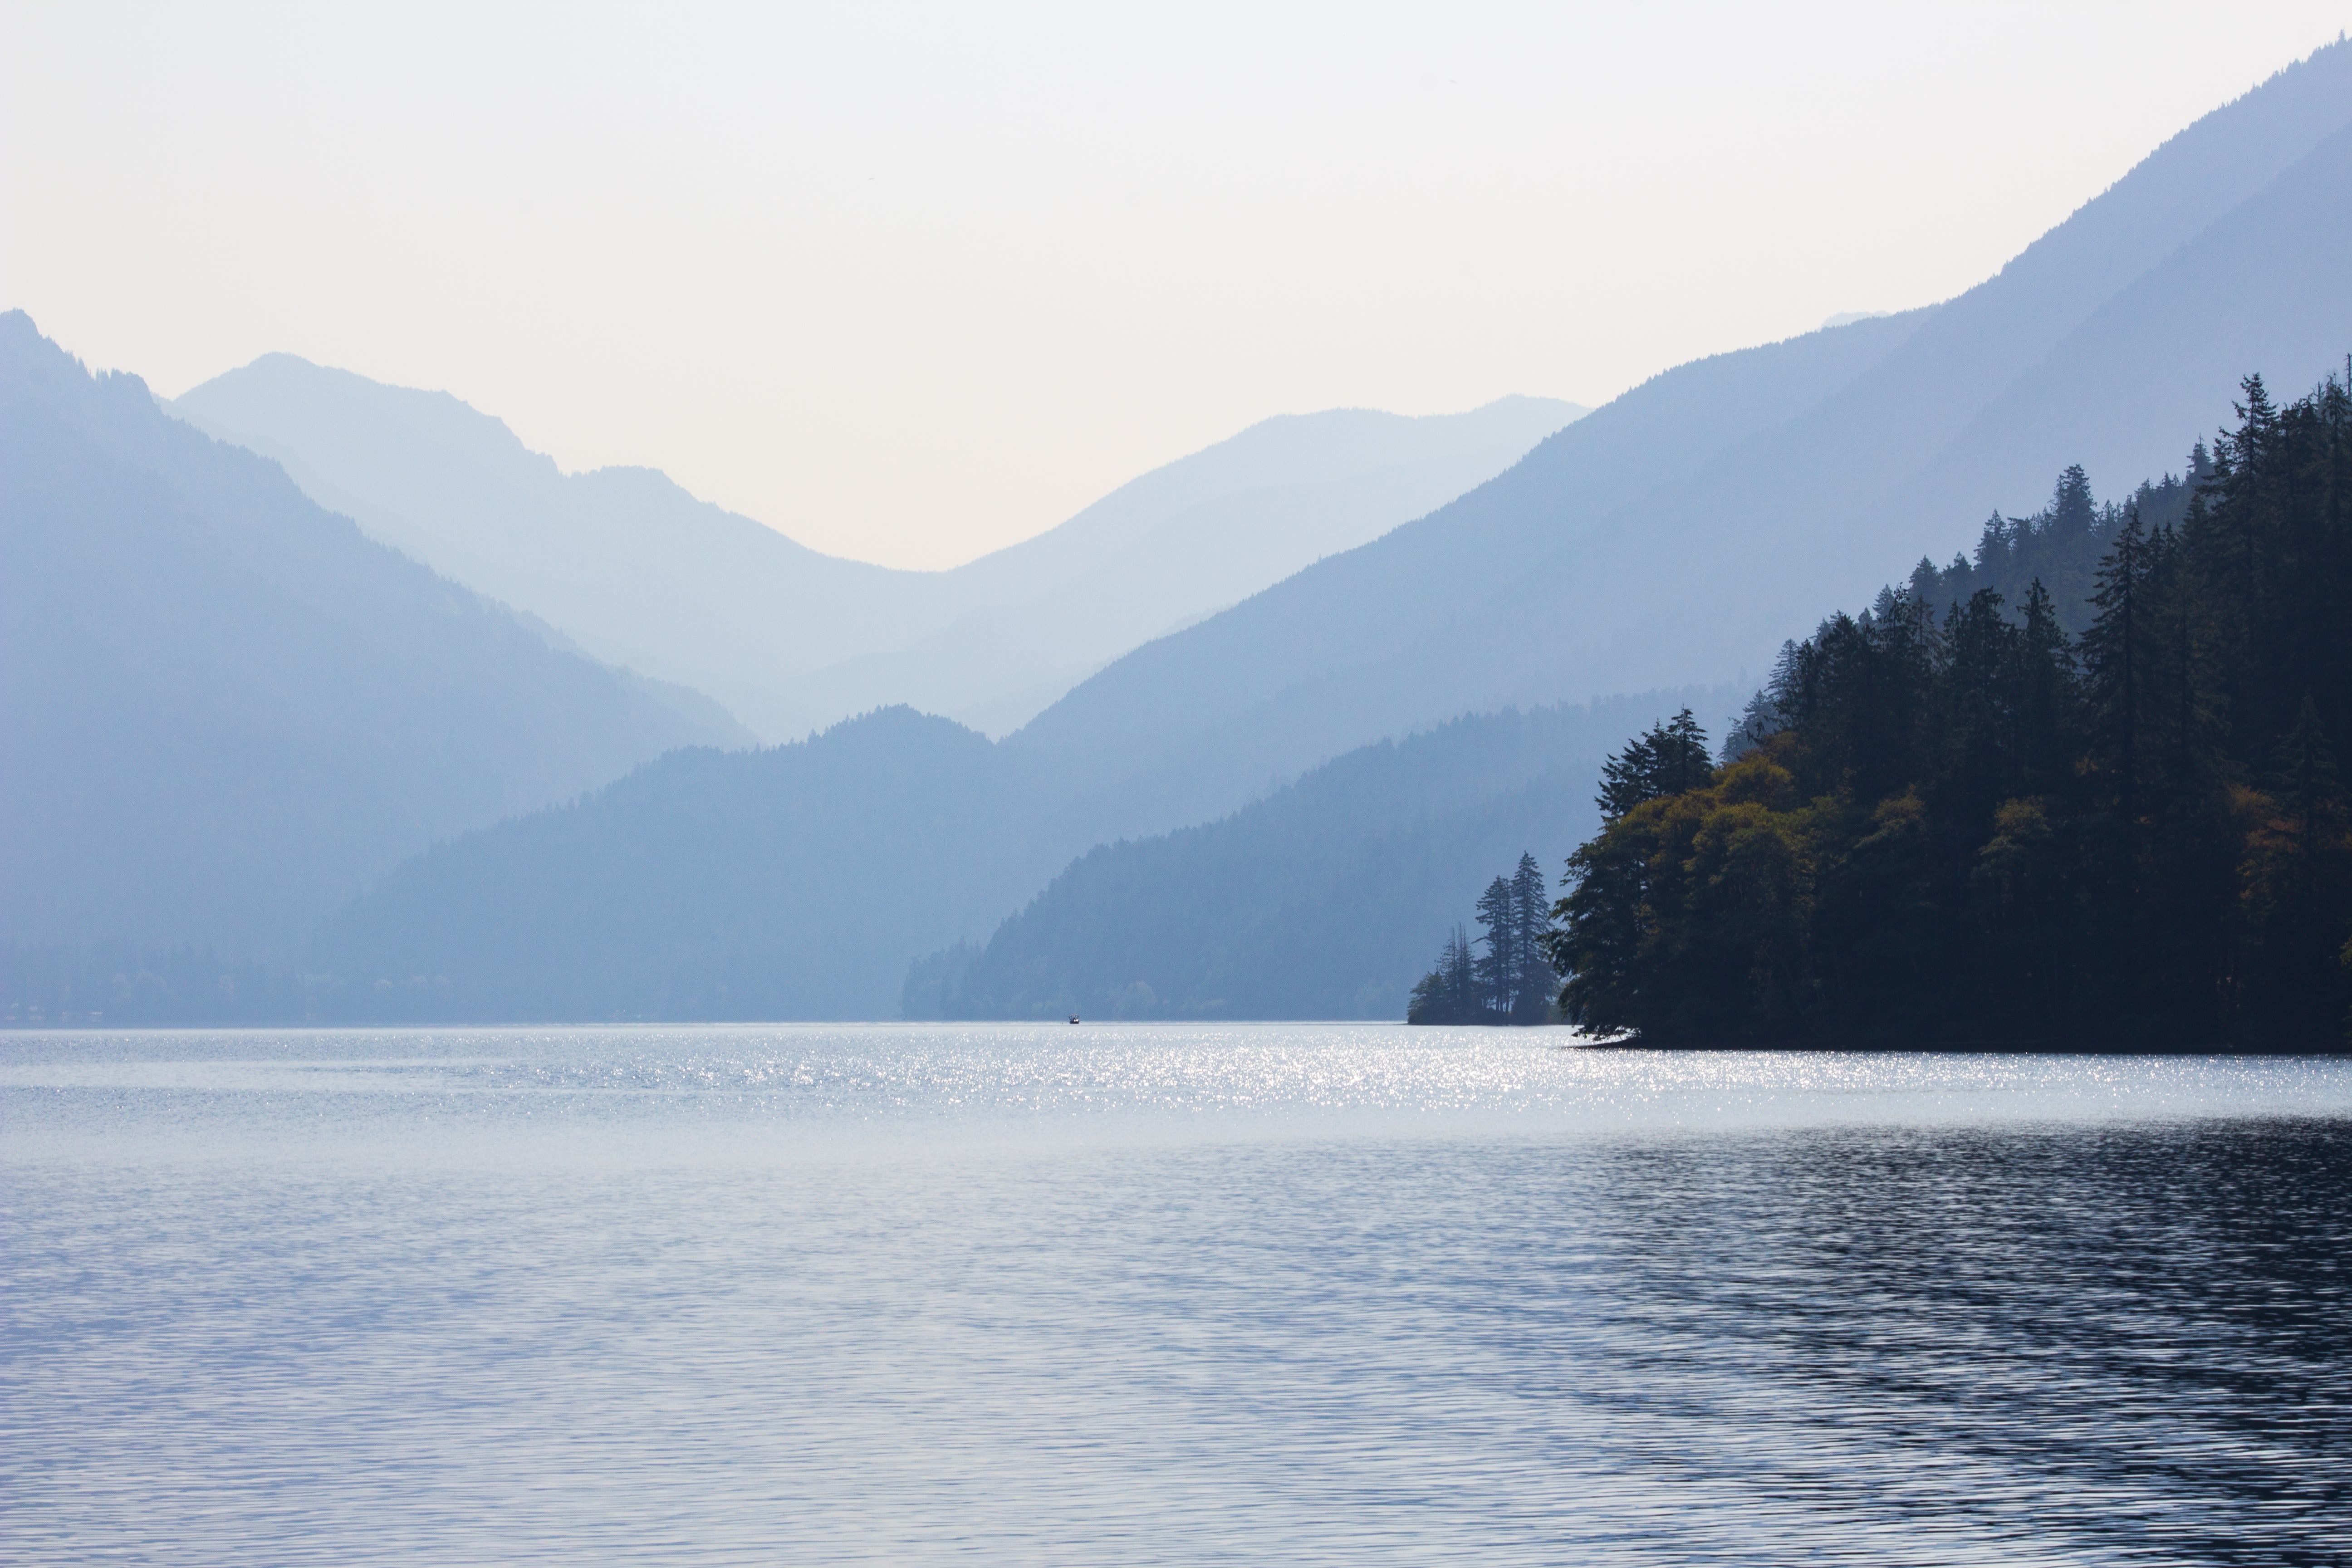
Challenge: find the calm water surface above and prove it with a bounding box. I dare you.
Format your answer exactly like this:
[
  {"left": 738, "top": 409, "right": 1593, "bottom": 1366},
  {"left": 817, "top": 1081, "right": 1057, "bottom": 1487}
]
[{"left": 4, "top": 1024, "right": 2348, "bottom": 1564}]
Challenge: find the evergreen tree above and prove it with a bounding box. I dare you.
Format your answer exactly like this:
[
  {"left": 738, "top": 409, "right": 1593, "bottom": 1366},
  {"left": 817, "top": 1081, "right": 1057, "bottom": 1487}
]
[
  {"left": 1547, "top": 364, "right": 2352, "bottom": 1047},
  {"left": 1473, "top": 875, "right": 1517, "bottom": 1017},
  {"left": 1409, "top": 854, "right": 1557, "bottom": 1026},
  {"left": 1407, "top": 924, "right": 1480, "bottom": 1024},
  {"left": 1598, "top": 709, "right": 1714, "bottom": 817},
  {"left": 1722, "top": 642, "right": 1799, "bottom": 763},
  {"left": 2082, "top": 504, "right": 2150, "bottom": 821},
  {"left": 1509, "top": 853, "right": 1553, "bottom": 1023},
  {"left": 2049, "top": 463, "right": 2097, "bottom": 542}
]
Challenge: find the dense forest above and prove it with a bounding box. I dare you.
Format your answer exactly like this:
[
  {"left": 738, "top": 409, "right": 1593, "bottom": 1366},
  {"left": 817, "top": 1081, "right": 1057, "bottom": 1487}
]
[
  {"left": 1406, "top": 853, "right": 1555, "bottom": 1024},
  {"left": 1551, "top": 369, "right": 2352, "bottom": 1048}
]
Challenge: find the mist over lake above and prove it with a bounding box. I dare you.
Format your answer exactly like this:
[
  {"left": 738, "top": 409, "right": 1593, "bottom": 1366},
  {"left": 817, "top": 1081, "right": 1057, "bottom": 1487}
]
[
  {"left": 8, "top": 11, "right": 2352, "bottom": 1563},
  {"left": 8, "top": 1024, "right": 2349, "bottom": 1564}
]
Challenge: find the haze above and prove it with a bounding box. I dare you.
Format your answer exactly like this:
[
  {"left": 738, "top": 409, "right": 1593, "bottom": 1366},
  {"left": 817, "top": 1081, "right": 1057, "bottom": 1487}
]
[{"left": 5, "top": 0, "right": 2347, "bottom": 567}]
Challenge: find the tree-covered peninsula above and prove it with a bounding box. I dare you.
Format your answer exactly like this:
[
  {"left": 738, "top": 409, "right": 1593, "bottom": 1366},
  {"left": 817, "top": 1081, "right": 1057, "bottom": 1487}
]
[{"left": 1549, "top": 369, "right": 2352, "bottom": 1048}]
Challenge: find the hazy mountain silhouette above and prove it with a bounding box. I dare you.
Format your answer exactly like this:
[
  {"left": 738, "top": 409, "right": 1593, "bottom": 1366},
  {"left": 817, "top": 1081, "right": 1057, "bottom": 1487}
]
[
  {"left": 169, "top": 360, "right": 946, "bottom": 740},
  {"left": 0, "top": 312, "right": 746, "bottom": 963},
  {"left": 304, "top": 706, "right": 1062, "bottom": 1020},
  {"left": 301, "top": 686, "right": 1724, "bottom": 1022},
  {"left": 249, "top": 39, "right": 2352, "bottom": 1027},
  {"left": 26, "top": 42, "right": 2347, "bottom": 1025},
  {"left": 774, "top": 398, "right": 1583, "bottom": 735},
  {"left": 1000, "top": 40, "right": 2352, "bottom": 840},
  {"left": 172, "top": 365, "right": 1579, "bottom": 738}
]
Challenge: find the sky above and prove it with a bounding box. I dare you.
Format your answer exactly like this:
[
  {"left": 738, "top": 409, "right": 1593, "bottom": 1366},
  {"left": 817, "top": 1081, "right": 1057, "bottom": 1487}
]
[{"left": 5, "top": 3, "right": 2349, "bottom": 570}]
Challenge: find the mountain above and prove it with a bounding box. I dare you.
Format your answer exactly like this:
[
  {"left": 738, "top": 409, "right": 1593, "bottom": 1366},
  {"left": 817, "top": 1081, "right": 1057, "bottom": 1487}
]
[
  {"left": 168, "top": 358, "right": 947, "bottom": 740},
  {"left": 254, "top": 41, "right": 2352, "bottom": 1028},
  {"left": 298, "top": 680, "right": 1726, "bottom": 1023},
  {"left": 999, "top": 41, "right": 2352, "bottom": 842},
  {"left": 1005, "top": 308, "right": 1939, "bottom": 841},
  {"left": 52, "top": 43, "right": 2349, "bottom": 1027},
  {"left": 933, "top": 687, "right": 1737, "bottom": 1022},
  {"left": 304, "top": 706, "right": 1063, "bottom": 1021},
  {"left": 0, "top": 312, "right": 746, "bottom": 969},
  {"left": 774, "top": 398, "right": 1583, "bottom": 736},
  {"left": 171, "top": 363, "right": 1580, "bottom": 739}
]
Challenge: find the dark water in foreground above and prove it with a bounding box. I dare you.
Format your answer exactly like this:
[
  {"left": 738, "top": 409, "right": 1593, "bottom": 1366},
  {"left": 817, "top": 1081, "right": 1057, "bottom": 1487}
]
[{"left": 3, "top": 1026, "right": 2348, "bottom": 1564}]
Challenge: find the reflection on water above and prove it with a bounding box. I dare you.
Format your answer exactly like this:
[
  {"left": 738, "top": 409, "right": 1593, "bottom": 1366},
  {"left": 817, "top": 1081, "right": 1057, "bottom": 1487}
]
[{"left": 3, "top": 1027, "right": 2348, "bottom": 1564}]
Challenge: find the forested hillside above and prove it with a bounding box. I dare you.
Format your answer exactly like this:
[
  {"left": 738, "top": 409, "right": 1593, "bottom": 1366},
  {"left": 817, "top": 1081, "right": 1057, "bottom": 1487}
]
[
  {"left": 1719, "top": 463, "right": 2203, "bottom": 755},
  {"left": 1914, "top": 463, "right": 2201, "bottom": 636},
  {"left": 1553, "top": 370, "right": 2352, "bottom": 1047}
]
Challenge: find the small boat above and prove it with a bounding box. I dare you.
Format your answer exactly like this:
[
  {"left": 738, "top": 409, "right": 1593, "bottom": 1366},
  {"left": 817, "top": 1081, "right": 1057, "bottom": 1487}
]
[{"left": 1068, "top": 1014, "right": 1081, "bottom": 1024}]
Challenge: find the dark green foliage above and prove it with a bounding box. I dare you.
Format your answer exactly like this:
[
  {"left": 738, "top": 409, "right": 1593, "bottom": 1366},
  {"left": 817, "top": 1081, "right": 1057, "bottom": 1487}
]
[
  {"left": 1408, "top": 851, "right": 1555, "bottom": 1025},
  {"left": 1406, "top": 926, "right": 1479, "bottom": 1024},
  {"left": 1599, "top": 709, "right": 1716, "bottom": 815},
  {"left": 1551, "top": 368, "right": 2352, "bottom": 1048},
  {"left": 1921, "top": 461, "right": 2204, "bottom": 638},
  {"left": 1509, "top": 853, "right": 1553, "bottom": 1023},
  {"left": 1471, "top": 877, "right": 1518, "bottom": 1009},
  {"left": 1724, "top": 464, "right": 2208, "bottom": 770}
]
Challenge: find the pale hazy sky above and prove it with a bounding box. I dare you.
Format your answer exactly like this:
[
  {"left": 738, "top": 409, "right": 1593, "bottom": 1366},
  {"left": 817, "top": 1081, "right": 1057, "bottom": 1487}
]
[{"left": 5, "top": 3, "right": 2348, "bottom": 568}]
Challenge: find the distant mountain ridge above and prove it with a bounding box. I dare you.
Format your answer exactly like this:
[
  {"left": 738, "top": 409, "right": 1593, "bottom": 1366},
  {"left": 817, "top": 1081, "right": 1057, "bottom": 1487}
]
[
  {"left": 0, "top": 312, "right": 745, "bottom": 967},
  {"left": 303, "top": 706, "right": 1049, "bottom": 1021},
  {"left": 169, "top": 357, "right": 944, "bottom": 739},
  {"left": 172, "top": 364, "right": 1582, "bottom": 739},
  {"left": 304, "top": 686, "right": 1729, "bottom": 1023},
  {"left": 773, "top": 397, "right": 1583, "bottom": 736},
  {"left": 996, "top": 39, "right": 2352, "bottom": 843},
  {"left": 14, "top": 40, "right": 2349, "bottom": 1027},
  {"left": 281, "top": 38, "right": 2352, "bottom": 1026}
]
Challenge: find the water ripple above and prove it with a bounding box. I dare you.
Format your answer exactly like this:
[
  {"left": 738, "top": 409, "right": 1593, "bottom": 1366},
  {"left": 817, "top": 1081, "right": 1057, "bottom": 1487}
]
[{"left": 3, "top": 1025, "right": 2347, "bottom": 1563}]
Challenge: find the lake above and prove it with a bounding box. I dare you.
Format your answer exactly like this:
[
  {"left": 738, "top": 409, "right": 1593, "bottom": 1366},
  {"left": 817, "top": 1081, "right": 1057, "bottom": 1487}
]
[{"left": 4, "top": 1024, "right": 2348, "bottom": 1564}]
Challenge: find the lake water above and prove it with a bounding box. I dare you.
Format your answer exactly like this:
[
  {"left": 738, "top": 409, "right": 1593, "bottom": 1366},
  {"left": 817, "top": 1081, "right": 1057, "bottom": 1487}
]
[{"left": 5, "top": 1024, "right": 2349, "bottom": 1565}]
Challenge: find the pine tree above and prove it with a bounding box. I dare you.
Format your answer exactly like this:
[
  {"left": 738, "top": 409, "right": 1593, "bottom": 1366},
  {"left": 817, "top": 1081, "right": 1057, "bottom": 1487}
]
[
  {"left": 1598, "top": 709, "right": 1715, "bottom": 816},
  {"left": 1444, "top": 925, "right": 1476, "bottom": 1019},
  {"left": 1723, "top": 643, "right": 1801, "bottom": 762},
  {"left": 1407, "top": 924, "right": 1480, "bottom": 1024},
  {"left": 1509, "top": 853, "right": 1553, "bottom": 1024},
  {"left": 2014, "top": 579, "right": 2080, "bottom": 798},
  {"left": 2049, "top": 464, "right": 2097, "bottom": 542},
  {"left": 2083, "top": 504, "right": 2150, "bottom": 820},
  {"left": 1473, "top": 875, "right": 1516, "bottom": 1018},
  {"left": 1973, "top": 509, "right": 2014, "bottom": 574}
]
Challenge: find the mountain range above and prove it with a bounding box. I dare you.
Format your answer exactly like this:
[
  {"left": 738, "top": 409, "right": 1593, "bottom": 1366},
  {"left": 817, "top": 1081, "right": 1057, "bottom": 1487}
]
[
  {"left": 999, "top": 41, "right": 2352, "bottom": 843},
  {"left": 7, "top": 39, "right": 2349, "bottom": 1025},
  {"left": 0, "top": 312, "right": 744, "bottom": 964},
  {"left": 172, "top": 364, "right": 1579, "bottom": 740}
]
